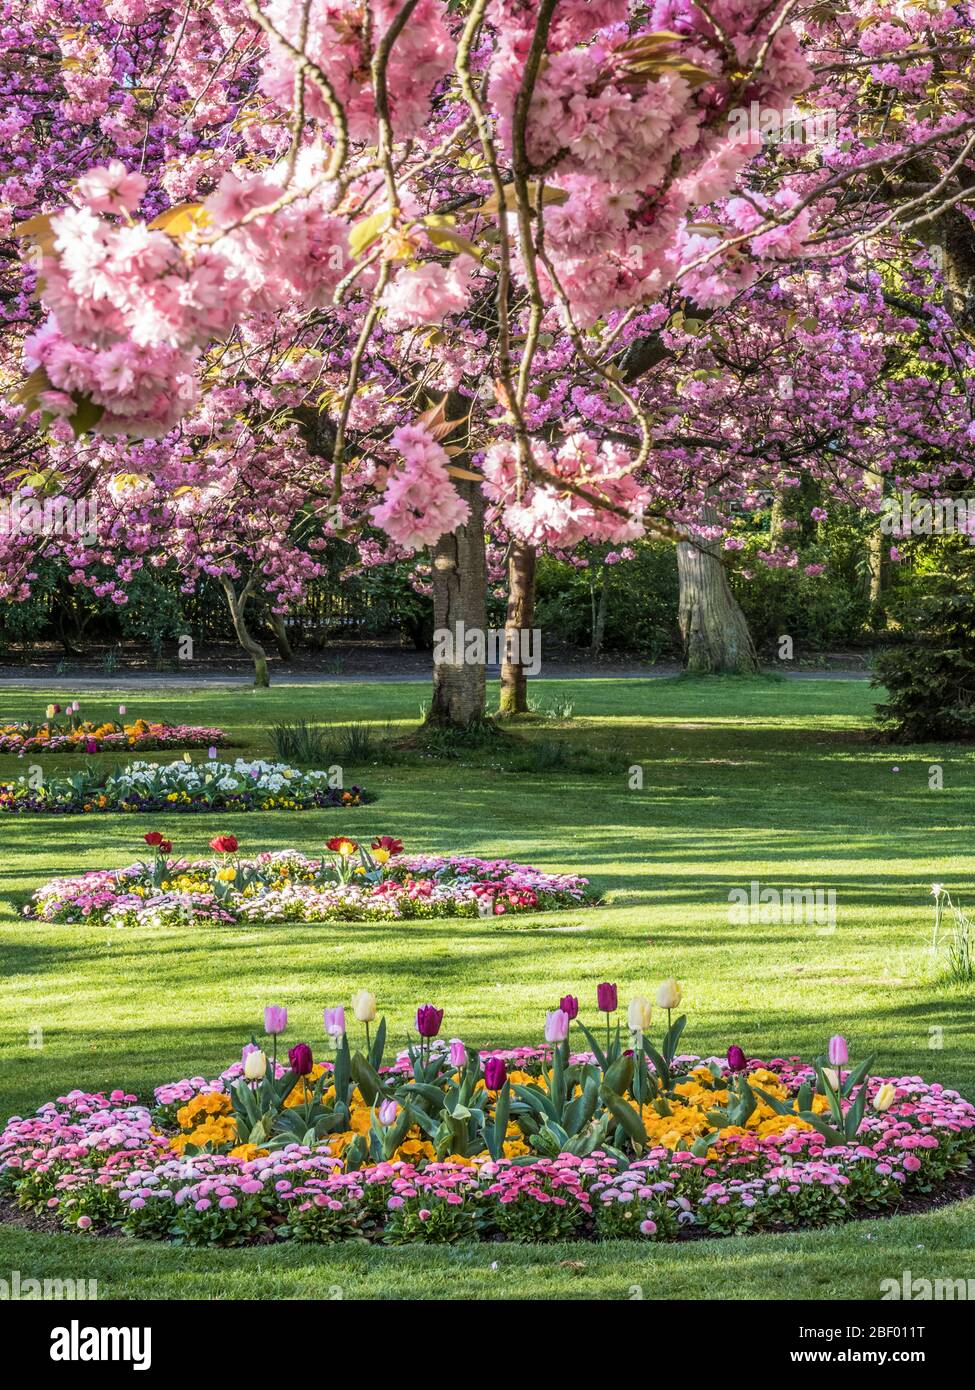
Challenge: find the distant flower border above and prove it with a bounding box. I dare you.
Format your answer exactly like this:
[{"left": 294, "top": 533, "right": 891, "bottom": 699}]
[
  {"left": 2, "top": 996, "right": 972, "bottom": 1247},
  {"left": 25, "top": 837, "right": 595, "bottom": 926},
  {"left": 0, "top": 758, "right": 368, "bottom": 815},
  {"left": 0, "top": 701, "right": 228, "bottom": 756}
]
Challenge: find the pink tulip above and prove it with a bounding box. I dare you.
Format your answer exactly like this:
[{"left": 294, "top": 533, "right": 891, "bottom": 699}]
[
  {"left": 828, "top": 1035, "right": 849, "bottom": 1066},
  {"left": 544, "top": 1009, "right": 569, "bottom": 1044}
]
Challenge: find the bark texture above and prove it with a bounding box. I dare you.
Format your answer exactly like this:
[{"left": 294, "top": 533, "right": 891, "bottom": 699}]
[
  {"left": 499, "top": 540, "right": 536, "bottom": 714},
  {"left": 429, "top": 477, "right": 487, "bottom": 726},
  {"left": 677, "top": 523, "right": 757, "bottom": 674}
]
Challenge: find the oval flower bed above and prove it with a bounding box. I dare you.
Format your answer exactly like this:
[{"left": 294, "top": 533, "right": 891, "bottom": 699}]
[
  {"left": 2, "top": 992, "right": 972, "bottom": 1247},
  {"left": 0, "top": 758, "right": 367, "bottom": 815},
  {"left": 25, "top": 836, "right": 595, "bottom": 925},
  {"left": 0, "top": 701, "right": 228, "bottom": 756}
]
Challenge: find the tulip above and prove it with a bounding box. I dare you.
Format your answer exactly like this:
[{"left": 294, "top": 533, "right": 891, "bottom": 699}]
[
  {"left": 326, "top": 836, "right": 357, "bottom": 857},
  {"left": 118, "top": 705, "right": 126, "bottom": 716},
  {"left": 323, "top": 1006, "right": 346, "bottom": 1039},
  {"left": 544, "top": 1008, "right": 570, "bottom": 1044},
  {"left": 483, "top": 1057, "right": 507, "bottom": 1091},
  {"left": 351, "top": 990, "right": 376, "bottom": 1023},
  {"left": 627, "top": 996, "right": 653, "bottom": 1034},
  {"left": 216, "top": 866, "right": 236, "bottom": 882},
  {"left": 415, "top": 1004, "right": 444, "bottom": 1038},
  {"left": 655, "top": 979, "right": 682, "bottom": 1010},
  {"left": 243, "top": 1049, "right": 267, "bottom": 1081},
  {"left": 84, "top": 738, "right": 97, "bottom": 754},
  {"left": 596, "top": 982, "right": 618, "bottom": 1013},
  {"left": 873, "top": 1083, "right": 896, "bottom": 1113},
  {"left": 208, "top": 746, "right": 217, "bottom": 760},
  {"left": 372, "top": 836, "right": 403, "bottom": 855},
  {"left": 828, "top": 1034, "right": 848, "bottom": 1066},
  {"left": 822, "top": 1067, "right": 840, "bottom": 1092},
  {"left": 264, "top": 1005, "right": 288, "bottom": 1036},
  {"left": 559, "top": 994, "right": 579, "bottom": 1020},
  {"left": 158, "top": 840, "right": 172, "bottom": 856},
  {"left": 288, "top": 1042, "right": 313, "bottom": 1076},
  {"left": 45, "top": 704, "right": 56, "bottom": 720},
  {"left": 449, "top": 1039, "right": 467, "bottom": 1068},
  {"left": 726, "top": 1045, "right": 747, "bottom": 1073},
  {"left": 378, "top": 1098, "right": 398, "bottom": 1126},
  {"left": 210, "top": 834, "right": 238, "bottom": 854},
  {"left": 144, "top": 831, "right": 164, "bottom": 847}
]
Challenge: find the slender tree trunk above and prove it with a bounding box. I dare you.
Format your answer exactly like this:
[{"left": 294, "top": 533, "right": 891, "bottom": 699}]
[
  {"left": 428, "top": 478, "right": 487, "bottom": 727},
  {"left": 677, "top": 514, "right": 757, "bottom": 674},
  {"left": 268, "top": 610, "right": 294, "bottom": 662},
  {"left": 590, "top": 569, "right": 609, "bottom": 658},
  {"left": 499, "top": 540, "right": 536, "bottom": 714},
  {"left": 220, "top": 575, "right": 270, "bottom": 687}
]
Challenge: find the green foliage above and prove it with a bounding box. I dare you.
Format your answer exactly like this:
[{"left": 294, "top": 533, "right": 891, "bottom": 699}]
[{"left": 874, "top": 543, "right": 975, "bottom": 741}]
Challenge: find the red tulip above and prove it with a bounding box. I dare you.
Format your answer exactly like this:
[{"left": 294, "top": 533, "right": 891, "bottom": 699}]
[
  {"left": 143, "top": 832, "right": 164, "bottom": 847},
  {"left": 372, "top": 836, "right": 403, "bottom": 855},
  {"left": 209, "top": 835, "right": 238, "bottom": 854}
]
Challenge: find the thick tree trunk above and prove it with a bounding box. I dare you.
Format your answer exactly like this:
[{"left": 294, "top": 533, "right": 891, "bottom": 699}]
[
  {"left": 428, "top": 478, "right": 487, "bottom": 727},
  {"left": 499, "top": 541, "right": 536, "bottom": 715},
  {"left": 220, "top": 575, "right": 270, "bottom": 687},
  {"left": 677, "top": 527, "right": 757, "bottom": 675}
]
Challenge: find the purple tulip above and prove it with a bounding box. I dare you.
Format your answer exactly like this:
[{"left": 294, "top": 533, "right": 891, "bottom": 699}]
[
  {"left": 415, "top": 1004, "right": 444, "bottom": 1038},
  {"left": 483, "top": 1057, "right": 507, "bottom": 1091},
  {"left": 288, "top": 1042, "right": 314, "bottom": 1076},
  {"left": 323, "top": 1006, "right": 346, "bottom": 1039},
  {"left": 596, "top": 982, "right": 618, "bottom": 1013},
  {"left": 559, "top": 994, "right": 579, "bottom": 1020},
  {"left": 449, "top": 1039, "right": 467, "bottom": 1068},
  {"left": 727, "top": 1045, "right": 747, "bottom": 1072},
  {"left": 378, "top": 1098, "right": 398, "bottom": 1126},
  {"left": 208, "top": 746, "right": 217, "bottom": 759},
  {"left": 828, "top": 1035, "right": 849, "bottom": 1066},
  {"left": 84, "top": 738, "right": 97, "bottom": 754},
  {"left": 264, "top": 1005, "right": 287, "bottom": 1036}
]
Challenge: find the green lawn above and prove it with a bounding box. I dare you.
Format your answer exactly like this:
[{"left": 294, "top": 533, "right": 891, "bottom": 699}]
[{"left": 1, "top": 674, "right": 973, "bottom": 1299}]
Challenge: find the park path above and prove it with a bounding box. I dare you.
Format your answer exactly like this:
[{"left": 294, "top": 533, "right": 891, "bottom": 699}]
[{"left": 0, "top": 663, "right": 869, "bottom": 689}]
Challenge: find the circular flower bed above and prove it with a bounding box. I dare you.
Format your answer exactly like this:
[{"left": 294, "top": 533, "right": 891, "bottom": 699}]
[
  {"left": 3, "top": 995, "right": 972, "bottom": 1247},
  {"left": 26, "top": 836, "right": 595, "bottom": 925},
  {"left": 0, "top": 703, "right": 228, "bottom": 756},
  {"left": 0, "top": 757, "right": 367, "bottom": 815}
]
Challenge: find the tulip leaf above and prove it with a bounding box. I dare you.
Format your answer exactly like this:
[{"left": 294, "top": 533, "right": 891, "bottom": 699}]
[
  {"left": 600, "top": 1086, "right": 648, "bottom": 1149},
  {"left": 351, "top": 1052, "right": 383, "bottom": 1106}
]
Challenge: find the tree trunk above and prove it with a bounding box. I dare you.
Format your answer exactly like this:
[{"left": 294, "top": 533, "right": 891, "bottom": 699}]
[
  {"left": 220, "top": 575, "right": 270, "bottom": 687},
  {"left": 499, "top": 541, "right": 536, "bottom": 714},
  {"left": 590, "top": 569, "right": 609, "bottom": 658},
  {"left": 677, "top": 526, "right": 757, "bottom": 675},
  {"left": 268, "top": 610, "right": 294, "bottom": 662},
  {"left": 428, "top": 478, "right": 487, "bottom": 727}
]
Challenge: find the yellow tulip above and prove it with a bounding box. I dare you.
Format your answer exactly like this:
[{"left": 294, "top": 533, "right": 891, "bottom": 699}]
[
  {"left": 627, "top": 995, "right": 653, "bottom": 1033},
  {"left": 244, "top": 1049, "right": 267, "bottom": 1081},
  {"left": 216, "top": 866, "right": 237, "bottom": 882},
  {"left": 351, "top": 990, "right": 377, "bottom": 1023},
  {"left": 873, "top": 1083, "right": 896, "bottom": 1112},
  {"left": 656, "top": 979, "right": 682, "bottom": 1010}
]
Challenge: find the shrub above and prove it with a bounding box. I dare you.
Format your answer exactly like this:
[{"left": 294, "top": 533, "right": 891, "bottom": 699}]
[{"left": 874, "top": 543, "right": 975, "bottom": 741}]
